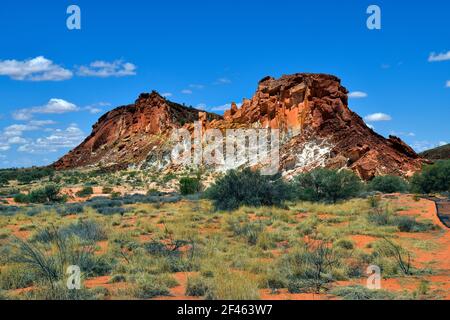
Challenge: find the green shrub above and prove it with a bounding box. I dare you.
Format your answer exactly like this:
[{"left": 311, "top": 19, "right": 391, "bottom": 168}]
[
  {"left": 367, "top": 211, "right": 390, "bottom": 226},
  {"left": 179, "top": 177, "right": 202, "bottom": 195},
  {"left": 76, "top": 186, "right": 94, "bottom": 198},
  {"left": 411, "top": 160, "right": 450, "bottom": 194},
  {"left": 205, "top": 168, "right": 292, "bottom": 211},
  {"left": 368, "top": 176, "right": 409, "bottom": 193},
  {"left": 392, "top": 216, "right": 435, "bottom": 233},
  {"left": 294, "top": 168, "right": 362, "bottom": 203},
  {"left": 14, "top": 193, "right": 30, "bottom": 204},
  {"left": 334, "top": 239, "right": 354, "bottom": 250}
]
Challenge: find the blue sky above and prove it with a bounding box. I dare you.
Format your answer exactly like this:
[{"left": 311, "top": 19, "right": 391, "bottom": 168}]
[{"left": 0, "top": 0, "right": 448, "bottom": 168}]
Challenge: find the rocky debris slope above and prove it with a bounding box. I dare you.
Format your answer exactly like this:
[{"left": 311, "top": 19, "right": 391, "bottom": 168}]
[{"left": 54, "top": 74, "right": 425, "bottom": 180}]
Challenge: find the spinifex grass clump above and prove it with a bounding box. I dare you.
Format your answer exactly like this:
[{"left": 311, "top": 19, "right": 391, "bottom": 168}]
[{"left": 205, "top": 168, "right": 292, "bottom": 211}]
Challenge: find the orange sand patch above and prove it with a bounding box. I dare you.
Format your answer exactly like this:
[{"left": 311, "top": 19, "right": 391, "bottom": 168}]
[
  {"left": 350, "top": 235, "right": 377, "bottom": 251},
  {"left": 7, "top": 224, "right": 32, "bottom": 240},
  {"left": 96, "top": 241, "right": 109, "bottom": 255}
]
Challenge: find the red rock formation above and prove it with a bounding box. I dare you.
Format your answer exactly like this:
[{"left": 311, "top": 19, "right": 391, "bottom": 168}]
[
  {"left": 53, "top": 91, "right": 221, "bottom": 169},
  {"left": 54, "top": 74, "right": 425, "bottom": 179}
]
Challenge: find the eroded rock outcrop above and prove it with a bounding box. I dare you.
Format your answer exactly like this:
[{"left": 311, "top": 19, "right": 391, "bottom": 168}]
[{"left": 54, "top": 74, "right": 425, "bottom": 180}]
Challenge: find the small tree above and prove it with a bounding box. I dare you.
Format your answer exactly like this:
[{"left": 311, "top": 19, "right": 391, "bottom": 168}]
[
  {"left": 368, "top": 175, "right": 409, "bottom": 193},
  {"left": 21, "top": 184, "right": 65, "bottom": 204},
  {"left": 179, "top": 177, "right": 202, "bottom": 195},
  {"left": 411, "top": 160, "right": 450, "bottom": 194},
  {"left": 205, "top": 168, "right": 292, "bottom": 211},
  {"left": 294, "top": 168, "right": 362, "bottom": 203}
]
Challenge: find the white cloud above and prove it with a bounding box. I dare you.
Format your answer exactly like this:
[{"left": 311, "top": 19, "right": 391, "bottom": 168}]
[
  {"left": 446, "top": 81, "right": 450, "bottom": 88},
  {"left": 18, "top": 123, "right": 85, "bottom": 154},
  {"left": 3, "top": 124, "right": 40, "bottom": 137},
  {"left": 189, "top": 84, "right": 205, "bottom": 89},
  {"left": 196, "top": 103, "right": 207, "bottom": 110},
  {"left": 214, "top": 78, "right": 231, "bottom": 85},
  {"left": 428, "top": 51, "right": 450, "bottom": 62},
  {"left": 364, "top": 113, "right": 392, "bottom": 122},
  {"left": 7, "top": 136, "right": 27, "bottom": 145},
  {"left": 181, "top": 89, "right": 193, "bottom": 94},
  {"left": 366, "top": 123, "right": 375, "bottom": 130},
  {"left": 13, "top": 99, "right": 79, "bottom": 120},
  {"left": 348, "top": 91, "right": 368, "bottom": 99},
  {"left": 28, "top": 120, "right": 57, "bottom": 126},
  {"left": 0, "top": 56, "right": 72, "bottom": 81},
  {"left": 162, "top": 92, "right": 173, "bottom": 98},
  {"left": 77, "top": 60, "right": 137, "bottom": 78}
]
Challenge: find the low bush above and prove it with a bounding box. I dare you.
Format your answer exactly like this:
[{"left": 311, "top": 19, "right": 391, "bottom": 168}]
[
  {"left": 391, "top": 216, "right": 435, "bottom": 233},
  {"left": 57, "top": 203, "right": 85, "bottom": 216},
  {"left": 76, "top": 186, "right": 94, "bottom": 198}
]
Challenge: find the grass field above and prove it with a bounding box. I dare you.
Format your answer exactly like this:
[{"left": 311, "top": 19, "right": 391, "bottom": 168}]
[{"left": 0, "top": 189, "right": 448, "bottom": 300}]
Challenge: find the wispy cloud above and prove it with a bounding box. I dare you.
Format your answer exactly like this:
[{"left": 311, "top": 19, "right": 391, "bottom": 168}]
[
  {"left": 214, "top": 78, "right": 232, "bottom": 85},
  {"left": 181, "top": 89, "right": 193, "bottom": 94},
  {"left": 364, "top": 113, "right": 392, "bottom": 122},
  {"left": 348, "top": 91, "right": 368, "bottom": 99},
  {"left": 428, "top": 51, "right": 450, "bottom": 62},
  {"left": 412, "top": 140, "right": 448, "bottom": 153},
  {"left": 0, "top": 56, "right": 72, "bottom": 81},
  {"left": 13, "top": 99, "right": 79, "bottom": 121},
  {"left": 446, "top": 80, "right": 450, "bottom": 88},
  {"left": 77, "top": 60, "right": 137, "bottom": 78},
  {"left": 189, "top": 84, "right": 205, "bottom": 89},
  {"left": 17, "top": 123, "right": 85, "bottom": 154},
  {"left": 161, "top": 92, "right": 173, "bottom": 98}
]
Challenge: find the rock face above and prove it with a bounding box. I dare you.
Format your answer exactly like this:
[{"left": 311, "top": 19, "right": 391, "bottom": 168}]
[
  {"left": 54, "top": 73, "right": 425, "bottom": 180},
  {"left": 53, "top": 91, "right": 221, "bottom": 170}
]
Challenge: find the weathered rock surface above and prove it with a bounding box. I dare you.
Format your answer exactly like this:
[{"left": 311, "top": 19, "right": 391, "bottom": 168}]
[{"left": 54, "top": 74, "right": 425, "bottom": 180}]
